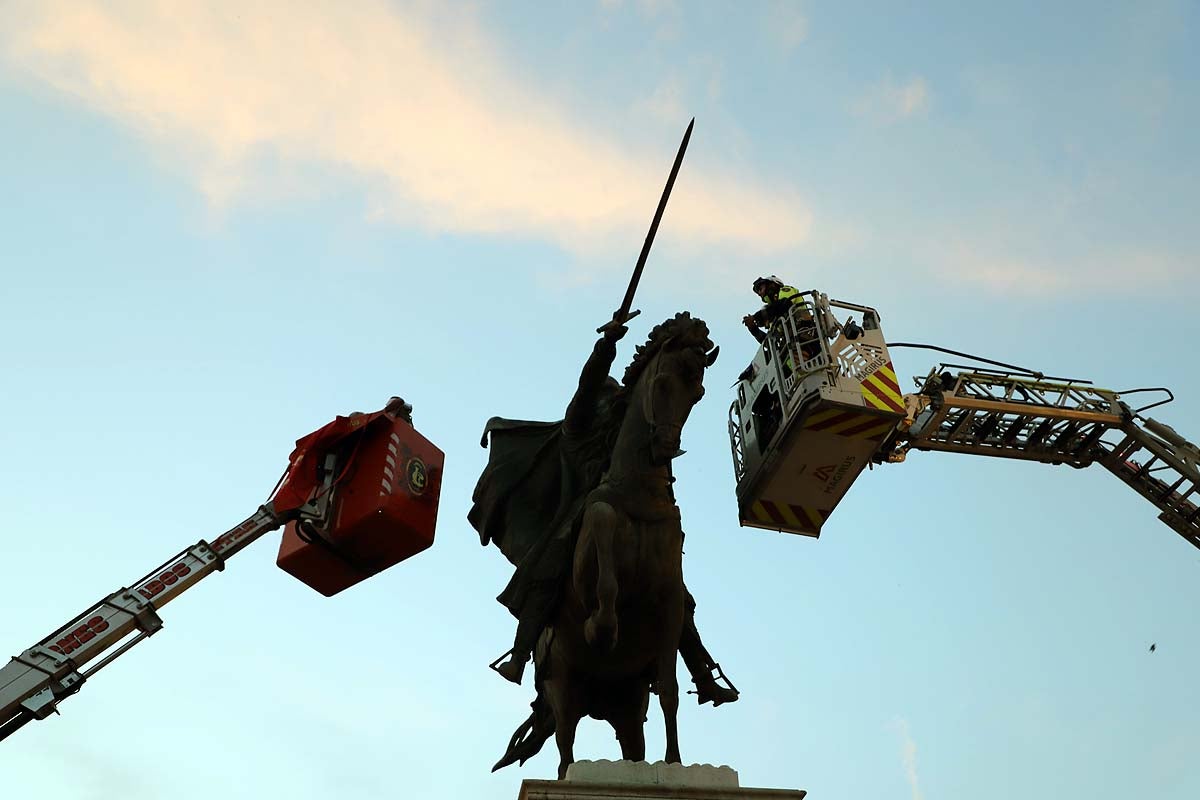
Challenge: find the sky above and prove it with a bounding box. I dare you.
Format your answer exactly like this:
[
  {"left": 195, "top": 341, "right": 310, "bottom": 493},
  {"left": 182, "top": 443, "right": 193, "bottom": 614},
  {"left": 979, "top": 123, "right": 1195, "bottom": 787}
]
[{"left": 1, "top": 1, "right": 1197, "bottom": 798}]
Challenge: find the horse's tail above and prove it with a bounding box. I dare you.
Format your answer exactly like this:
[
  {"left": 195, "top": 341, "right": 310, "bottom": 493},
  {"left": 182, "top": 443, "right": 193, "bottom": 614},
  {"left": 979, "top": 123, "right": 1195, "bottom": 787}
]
[{"left": 492, "top": 693, "right": 555, "bottom": 772}]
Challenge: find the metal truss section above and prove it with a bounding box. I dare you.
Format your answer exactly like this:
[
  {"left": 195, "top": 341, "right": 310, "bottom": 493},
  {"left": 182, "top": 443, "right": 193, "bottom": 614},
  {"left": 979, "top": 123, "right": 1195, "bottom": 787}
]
[
  {"left": 899, "top": 369, "right": 1125, "bottom": 466},
  {"left": 888, "top": 367, "right": 1200, "bottom": 550},
  {"left": 1101, "top": 422, "right": 1200, "bottom": 549}
]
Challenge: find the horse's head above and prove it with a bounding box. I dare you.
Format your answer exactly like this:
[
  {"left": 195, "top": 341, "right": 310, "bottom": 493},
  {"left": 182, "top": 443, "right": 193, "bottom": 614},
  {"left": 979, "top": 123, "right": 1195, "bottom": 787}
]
[{"left": 623, "top": 313, "right": 719, "bottom": 467}]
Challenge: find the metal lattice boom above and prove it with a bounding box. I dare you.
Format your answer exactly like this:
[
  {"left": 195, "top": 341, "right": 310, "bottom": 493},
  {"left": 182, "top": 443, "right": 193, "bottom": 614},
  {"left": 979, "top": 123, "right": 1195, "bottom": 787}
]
[{"left": 884, "top": 368, "right": 1200, "bottom": 550}]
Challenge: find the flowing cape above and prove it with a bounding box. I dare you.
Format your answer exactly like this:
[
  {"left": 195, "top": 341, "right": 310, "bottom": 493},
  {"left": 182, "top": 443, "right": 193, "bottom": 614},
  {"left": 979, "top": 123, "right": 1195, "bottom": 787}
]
[{"left": 467, "top": 416, "right": 594, "bottom": 618}]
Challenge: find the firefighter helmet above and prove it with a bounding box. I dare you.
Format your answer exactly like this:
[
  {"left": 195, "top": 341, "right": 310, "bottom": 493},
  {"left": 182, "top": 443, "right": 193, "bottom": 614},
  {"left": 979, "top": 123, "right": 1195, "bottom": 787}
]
[{"left": 752, "top": 275, "right": 784, "bottom": 294}]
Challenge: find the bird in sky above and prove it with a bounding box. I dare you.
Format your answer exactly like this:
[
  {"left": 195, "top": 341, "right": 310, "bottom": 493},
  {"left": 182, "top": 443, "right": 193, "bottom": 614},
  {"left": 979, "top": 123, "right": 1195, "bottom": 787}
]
[{"left": 1149, "top": 643, "right": 1156, "bottom": 653}]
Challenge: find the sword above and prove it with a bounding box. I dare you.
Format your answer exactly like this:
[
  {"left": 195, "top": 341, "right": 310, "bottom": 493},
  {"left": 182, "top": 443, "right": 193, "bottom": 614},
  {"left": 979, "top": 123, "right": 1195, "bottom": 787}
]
[{"left": 597, "top": 117, "right": 695, "bottom": 333}]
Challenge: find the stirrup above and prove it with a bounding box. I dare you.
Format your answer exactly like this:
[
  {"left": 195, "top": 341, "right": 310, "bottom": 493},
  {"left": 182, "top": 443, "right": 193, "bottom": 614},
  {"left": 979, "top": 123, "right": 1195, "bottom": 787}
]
[
  {"left": 488, "top": 648, "right": 515, "bottom": 675},
  {"left": 687, "top": 662, "right": 739, "bottom": 697}
]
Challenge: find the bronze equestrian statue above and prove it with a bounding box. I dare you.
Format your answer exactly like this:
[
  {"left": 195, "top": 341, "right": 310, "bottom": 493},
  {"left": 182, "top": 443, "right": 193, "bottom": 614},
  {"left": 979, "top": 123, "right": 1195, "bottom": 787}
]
[{"left": 469, "top": 312, "right": 735, "bottom": 778}]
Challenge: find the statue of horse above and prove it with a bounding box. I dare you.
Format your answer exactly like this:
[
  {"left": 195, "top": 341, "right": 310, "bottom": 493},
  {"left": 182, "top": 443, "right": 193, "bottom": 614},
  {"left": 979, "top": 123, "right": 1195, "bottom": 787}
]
[{"left": 500, "top": 313, "right": 718, "bottom": 779}]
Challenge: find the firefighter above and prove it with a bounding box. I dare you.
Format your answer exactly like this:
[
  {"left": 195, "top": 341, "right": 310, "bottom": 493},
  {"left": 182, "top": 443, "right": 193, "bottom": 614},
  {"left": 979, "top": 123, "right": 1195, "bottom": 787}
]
[
  {"left": 742, "top": 275, "right": 807, "bottom": 343},
  {"left": 384, "top": 396, "right": 413, "bottom": 423}
]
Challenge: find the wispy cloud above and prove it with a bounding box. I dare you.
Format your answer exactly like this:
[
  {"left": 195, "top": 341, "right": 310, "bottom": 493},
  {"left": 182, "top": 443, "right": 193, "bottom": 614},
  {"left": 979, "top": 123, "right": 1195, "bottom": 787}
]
[
  {"left": 635, "top": 0, "right": 683, "bottom": 17},
  {"left": 929, "top": 242, "right": 1185, "bottom": 295},
  {"left": 854, "top": 75, "right": 931, "bottom": 123},
  {"left": 0, "top": 0, "right": 811, "bottom": 255},
  {"left": 767, "top": 1, "right": 809, "bottom": 51},
  {"left": 893, "top": 717, "right": 925, "bottom": 800},
  {"left": 633, "top": 76, "right": 689, "bottom": 127}
]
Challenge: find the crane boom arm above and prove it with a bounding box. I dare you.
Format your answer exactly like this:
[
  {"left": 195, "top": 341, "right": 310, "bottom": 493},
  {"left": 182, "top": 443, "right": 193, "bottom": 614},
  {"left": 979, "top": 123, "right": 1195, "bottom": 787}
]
[
  {"left": 881, "top": 367, "right": 1200, "bottom": 550},
  {"left": 0, "top": 406, "right": 439, "bottom": 744},
  {"left": 0, "top": 504, "right": 285, "bottom": 741}
]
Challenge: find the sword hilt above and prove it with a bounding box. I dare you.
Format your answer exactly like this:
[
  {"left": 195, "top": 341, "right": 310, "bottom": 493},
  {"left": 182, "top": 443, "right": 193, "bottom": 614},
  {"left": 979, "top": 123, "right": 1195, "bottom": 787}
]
[{"left": 596, "top": 308, "right": 641, "bottom": 334}]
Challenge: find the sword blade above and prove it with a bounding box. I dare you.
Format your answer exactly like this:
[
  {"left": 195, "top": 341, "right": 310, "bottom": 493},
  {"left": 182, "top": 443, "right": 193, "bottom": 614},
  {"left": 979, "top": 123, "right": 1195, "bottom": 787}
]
[{"left": 599, "top": 117, "right": 694, "bottom": 332}]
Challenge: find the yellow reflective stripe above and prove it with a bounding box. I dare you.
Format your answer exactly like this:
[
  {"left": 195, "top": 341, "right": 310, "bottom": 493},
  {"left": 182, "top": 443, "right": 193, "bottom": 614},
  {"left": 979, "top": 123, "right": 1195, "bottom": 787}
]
[
  {"left": 868, "top": 372, "right": 904, "bottom": 407},
  {"left": 862, "top": 377, "right": 904, "bottom": 412},
  {"left": 800, "top": 506, "right": 824, "bottom": 530},
  {"left": 804, "top": 409, "right": 843, "bottom": 427},
  {"left": 823, "top": 414, "right": 876, "bottom": 436},
  {"left": 861, "top": 385, "right": 896, "bottom": 412},
  {"left": 750, "top": 501, "right": 772, "bottom": 524},
  {"left": 856, "top": 420, "right": 897, "bottom": 439},
  {"left": 776, "top": 503, "right": 803, "bottom": 529}
]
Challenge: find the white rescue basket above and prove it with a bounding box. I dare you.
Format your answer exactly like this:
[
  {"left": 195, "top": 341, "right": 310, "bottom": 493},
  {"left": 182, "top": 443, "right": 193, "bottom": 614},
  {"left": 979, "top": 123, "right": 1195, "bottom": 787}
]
[{"left": 729, "top": 291, "right": 905, "bottom": 536}]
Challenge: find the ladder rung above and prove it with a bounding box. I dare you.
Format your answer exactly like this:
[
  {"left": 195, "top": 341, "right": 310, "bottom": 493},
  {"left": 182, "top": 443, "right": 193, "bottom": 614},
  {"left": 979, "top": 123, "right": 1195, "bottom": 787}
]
[
  {"left": 975, "top": 414, "right": 1001, "bottom": 442},
  {"left": 1002, "top": 416, "right": 1029, "bottom": 444},
  {"left": 1071, "top": 425, "right": 1107, "bottom": 456},
  {"left": 1028, "top": 419, "right": 1053, "bottom": 447},
  {"left": 1052, "top": 421, "right": 1081, "bottom": 448}
]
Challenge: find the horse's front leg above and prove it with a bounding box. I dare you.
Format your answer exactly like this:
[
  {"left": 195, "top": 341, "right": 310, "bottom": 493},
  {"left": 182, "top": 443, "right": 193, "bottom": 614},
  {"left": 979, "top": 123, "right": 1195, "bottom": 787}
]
[
  {"left": 611, "top": 685, "right": 649, "bottom": 763},
  {"left": 577, "top": 501, "right": 620, "bottom": 653}
]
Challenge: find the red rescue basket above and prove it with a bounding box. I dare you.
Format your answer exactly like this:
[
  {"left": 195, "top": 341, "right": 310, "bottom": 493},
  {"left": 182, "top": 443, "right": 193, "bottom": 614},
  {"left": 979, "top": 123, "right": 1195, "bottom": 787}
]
[{"left": 273, "top": 410, "right": 443, "bottom": 596}]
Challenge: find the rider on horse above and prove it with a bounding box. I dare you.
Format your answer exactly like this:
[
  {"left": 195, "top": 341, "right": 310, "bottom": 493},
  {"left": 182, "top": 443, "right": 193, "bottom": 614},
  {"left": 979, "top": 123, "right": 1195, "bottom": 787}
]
[{"left": 468, "top": 320, "right": 738, "bottom": 707}]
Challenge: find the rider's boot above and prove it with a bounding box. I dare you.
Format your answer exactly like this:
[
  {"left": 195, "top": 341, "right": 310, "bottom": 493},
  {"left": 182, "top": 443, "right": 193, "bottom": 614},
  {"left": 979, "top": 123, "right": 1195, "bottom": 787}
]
[
  {"left": 693, "top": 671, "right": 739, "bottom": 706},
  {"left": 677, "top": 595, "right": 739, "bottom": 707},
  {"left": 494, "top": 651, "right": 529, "bottom": 685}
]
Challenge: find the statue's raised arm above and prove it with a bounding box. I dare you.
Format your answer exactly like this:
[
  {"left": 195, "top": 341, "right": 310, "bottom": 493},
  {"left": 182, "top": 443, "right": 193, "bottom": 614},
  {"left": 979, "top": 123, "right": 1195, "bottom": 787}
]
[{"left": 564, "top": 324, "right": 627, "bottom": 437}]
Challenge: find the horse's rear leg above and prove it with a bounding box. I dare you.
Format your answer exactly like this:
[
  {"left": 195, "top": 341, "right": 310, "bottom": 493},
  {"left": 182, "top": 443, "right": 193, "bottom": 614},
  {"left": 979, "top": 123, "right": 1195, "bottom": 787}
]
[
  {"left": 554, "top": 716, "right": 578, "bottom": 780},
  {"left": 656, "top": 652, "right": 682, "bottom": 764},
  {"left": 545, "top": 679, "right": 585, "bottom": 780},
  {"left": 578, "top": 501, "right": 620, "bottom": 652}
]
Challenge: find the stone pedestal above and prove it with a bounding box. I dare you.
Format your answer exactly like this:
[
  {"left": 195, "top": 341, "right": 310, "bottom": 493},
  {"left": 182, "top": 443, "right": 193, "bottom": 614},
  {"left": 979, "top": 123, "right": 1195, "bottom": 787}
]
[{"left": 517, "top": 760, "right": 806, "bottom": 800}]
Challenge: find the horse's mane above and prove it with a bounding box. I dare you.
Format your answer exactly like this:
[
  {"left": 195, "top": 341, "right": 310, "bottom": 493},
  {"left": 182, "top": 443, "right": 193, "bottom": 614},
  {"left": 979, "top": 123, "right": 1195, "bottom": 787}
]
[{"left": 621, "top": 312, "right": 712, "bottom": 387}]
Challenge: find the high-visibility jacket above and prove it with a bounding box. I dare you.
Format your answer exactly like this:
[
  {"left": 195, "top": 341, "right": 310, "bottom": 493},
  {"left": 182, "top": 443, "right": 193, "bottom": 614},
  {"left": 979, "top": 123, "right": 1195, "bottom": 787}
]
[{"left": 753, "top": 285, "right": 808, "bottom": 326}]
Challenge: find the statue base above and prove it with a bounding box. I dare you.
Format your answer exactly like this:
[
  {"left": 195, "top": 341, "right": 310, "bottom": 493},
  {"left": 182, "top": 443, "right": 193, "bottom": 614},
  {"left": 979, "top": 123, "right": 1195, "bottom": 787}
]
[{"left": 517, "top": 760, "right": 806, "bottom": 800}]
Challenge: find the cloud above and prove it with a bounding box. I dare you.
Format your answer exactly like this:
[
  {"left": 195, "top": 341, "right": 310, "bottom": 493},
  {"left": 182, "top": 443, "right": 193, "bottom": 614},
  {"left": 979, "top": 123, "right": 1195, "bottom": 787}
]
[
  {"left": 631, "top": 76, "right": 691, "bottom": 131},
  {"left": 854, "top": 76, "right": 931, "bottom": 123},
  {"left": 0, "top": 0, "right": 811, "bottom": 255},
  {"left": 635, "top": 0, "right": 682, "bottom": 17},
  {"left": 929, "top": 242, "right": 1186, "bottom": 296},
  {"left": 893, "top": 717, "right": 925, "bottom": 800},
  {"left": 767, "top": 1, "right": 809, "bottom": 51}
]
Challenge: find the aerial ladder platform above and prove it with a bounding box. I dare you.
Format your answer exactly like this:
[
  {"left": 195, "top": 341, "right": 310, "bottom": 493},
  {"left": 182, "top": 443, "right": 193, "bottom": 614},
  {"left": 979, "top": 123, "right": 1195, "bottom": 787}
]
[
  {"left": 729, "top": 289, "right": 1199, "bottom": 551},
  {"left": 0, "top": 405, "right": 443, "bottom": 742}
]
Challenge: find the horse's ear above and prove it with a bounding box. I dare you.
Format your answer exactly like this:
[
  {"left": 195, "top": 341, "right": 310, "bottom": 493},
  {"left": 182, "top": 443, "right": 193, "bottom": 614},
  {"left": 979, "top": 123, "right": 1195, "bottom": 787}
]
[{"left": 705, "top": 346, "right": 720, "bottom": 367}]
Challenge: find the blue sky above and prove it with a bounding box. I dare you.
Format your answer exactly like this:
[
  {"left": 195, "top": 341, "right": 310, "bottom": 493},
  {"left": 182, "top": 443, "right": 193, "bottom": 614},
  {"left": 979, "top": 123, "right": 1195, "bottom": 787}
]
[{"left": 1, "top": 2, "right": 1197, "bottom": 798}]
